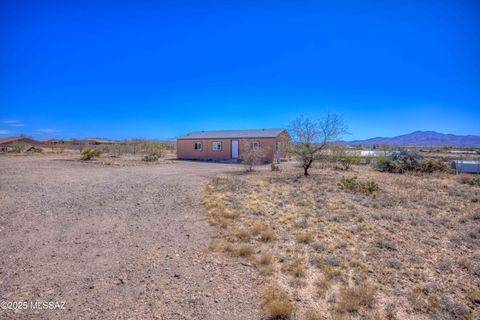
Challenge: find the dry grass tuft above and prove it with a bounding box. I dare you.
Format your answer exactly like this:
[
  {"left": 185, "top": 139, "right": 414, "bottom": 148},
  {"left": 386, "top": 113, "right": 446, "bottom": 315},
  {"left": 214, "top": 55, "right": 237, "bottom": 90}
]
[
  {"left": 305, "top": 307, "right": 326, "bottom": 320},
  {"left": 234, "top": 244, "right": 254, "bottom": 257},
  {"left": 295, "top": 229, "right": 315, "bottom": 243},
  {"left": 282, "top": 256, "right": 306, "bottom": 278},
  {"left": 260, "top": 227, "right": 275, "bottom": 242},
  {"left": 261, "top": 285, "right": 294, "bottom": 319},
  {"left": 258, "top": 251, "right": 274, "bottom": 266},
  {"left": 251, "top": 219, "right": 269, "bottom": 235},
  {"left": 335, "top": 284, "right": 377, "bottom": 314},
  {"left": 230, "top": 227, "right": 251, "bottom": 241}
]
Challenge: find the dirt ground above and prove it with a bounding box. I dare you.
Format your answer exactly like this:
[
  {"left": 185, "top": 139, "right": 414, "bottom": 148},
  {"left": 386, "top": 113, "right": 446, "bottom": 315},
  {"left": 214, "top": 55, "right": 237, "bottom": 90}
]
[{"left": 0, "top": 155, "right": 261, "bottom": 320}]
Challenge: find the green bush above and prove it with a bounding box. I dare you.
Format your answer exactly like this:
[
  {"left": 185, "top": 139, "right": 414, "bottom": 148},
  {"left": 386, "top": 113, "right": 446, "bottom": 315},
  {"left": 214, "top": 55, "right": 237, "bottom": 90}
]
[
  {"left": 338, "top": 176, "right": 379, "bottom": 194},
  {"left": 374, "top": 155, "right": 399, "bottom": 173},
  {"left": 460, "top": 176, "right": 480, "bottom": 187},
  {"left": 373, "top": 151, "right": 447, "bottom": 174},
  {"left": 419, "top": 158, "right": 448, "bottom": 173},
  {"left": 80, "top": 148, "right": 102, "bottom": 160}
]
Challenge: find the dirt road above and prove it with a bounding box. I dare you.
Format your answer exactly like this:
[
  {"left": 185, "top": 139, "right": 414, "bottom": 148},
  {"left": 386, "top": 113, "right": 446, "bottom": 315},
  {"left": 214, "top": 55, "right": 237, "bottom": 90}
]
[{"left": 0, "top": 156, "right": 260, "bottom": 319}]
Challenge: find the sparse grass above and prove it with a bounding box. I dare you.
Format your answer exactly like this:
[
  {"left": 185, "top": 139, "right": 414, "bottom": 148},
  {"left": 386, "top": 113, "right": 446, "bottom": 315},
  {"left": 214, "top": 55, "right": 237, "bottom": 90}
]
[
  {"left": 205, "top": 164, "right": 480, "bottom": 320},
  {"left": 260, "top": 286, "right": 294, "bottom": 319}
]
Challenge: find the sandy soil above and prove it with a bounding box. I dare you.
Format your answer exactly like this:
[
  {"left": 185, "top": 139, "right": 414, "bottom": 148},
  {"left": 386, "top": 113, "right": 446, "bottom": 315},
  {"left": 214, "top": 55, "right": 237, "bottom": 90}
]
[{"left": 0, "top": 155, "right": 261, "bottom": 320}]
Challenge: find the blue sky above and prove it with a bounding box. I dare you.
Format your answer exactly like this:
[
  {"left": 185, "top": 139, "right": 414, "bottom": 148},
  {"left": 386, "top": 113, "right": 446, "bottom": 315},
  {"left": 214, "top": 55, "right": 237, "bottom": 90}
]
[{"left": 1, "top": 0, "right": 479, "bottom": 140}]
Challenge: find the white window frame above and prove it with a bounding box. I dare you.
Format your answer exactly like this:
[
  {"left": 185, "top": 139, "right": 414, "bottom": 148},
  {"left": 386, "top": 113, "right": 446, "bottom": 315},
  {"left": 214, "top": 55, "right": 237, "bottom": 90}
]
[
  {"left": 212, "top": 141, "right": 222, "bottom": 151},
  {"left": 194, "top": 142, "right": 202, "bottom": 151}
]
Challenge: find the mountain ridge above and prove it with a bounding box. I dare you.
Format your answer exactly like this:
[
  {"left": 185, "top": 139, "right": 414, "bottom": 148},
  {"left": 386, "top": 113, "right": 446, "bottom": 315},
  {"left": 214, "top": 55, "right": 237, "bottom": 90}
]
[{"left": 345, "top": 131, "right": 480, "bottom": 147}]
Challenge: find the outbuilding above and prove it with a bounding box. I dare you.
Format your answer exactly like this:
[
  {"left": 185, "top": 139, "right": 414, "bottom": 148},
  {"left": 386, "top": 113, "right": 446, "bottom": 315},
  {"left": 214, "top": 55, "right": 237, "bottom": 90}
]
[
  {"left": 176, "top": 129, "right": 289, "bottom": 163},
  {"left": 451, "top": 160, "right": 480, "bottom": 174}
]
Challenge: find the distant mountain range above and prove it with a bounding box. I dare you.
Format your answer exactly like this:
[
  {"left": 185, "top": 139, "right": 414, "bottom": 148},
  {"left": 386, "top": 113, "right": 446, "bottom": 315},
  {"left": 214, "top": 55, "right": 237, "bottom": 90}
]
[{"left": 345, "top": 131, "right": 480, "bottom": 147}]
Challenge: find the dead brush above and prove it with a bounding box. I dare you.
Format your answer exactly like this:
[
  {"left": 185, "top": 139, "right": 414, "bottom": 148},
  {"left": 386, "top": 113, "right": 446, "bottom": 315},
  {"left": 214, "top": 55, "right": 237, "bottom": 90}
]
[
  {"left": 295, "top": 229, "right": 315, "bottom": 243},
  {"left": 229, "top": 227, "right": 251, "bottom": 241},
  {"left": 233, "top": 244, "right": 254, "bottom": 257},
  {"left": 260, "top": 285, "right": 294, "bottom": 319},
  {"left": 281, "top": 256, "right": 306, "bottom": 278},
  {"left": 305, "top": 308, "right": 326, "bottom": 320},
  {"left": 335, "top": 284, "right": 377, "bottom": 314},
  {"left": 259, "top": 227, "right": 275, "bottom": 242},
  {"left": 251, "top": 219, "right": 269, "bottom": 235},
  {"left": 257, "top": 251, "right": 274, "bottom": 266}
]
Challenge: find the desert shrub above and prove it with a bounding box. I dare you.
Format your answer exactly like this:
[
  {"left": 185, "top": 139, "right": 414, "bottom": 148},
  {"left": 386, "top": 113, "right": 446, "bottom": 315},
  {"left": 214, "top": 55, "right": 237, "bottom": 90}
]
[
  {"left": 80, "top": 148, "right": 102, "bottom": 160},
  {"left": 240, "top": 140, "right": 266, "bottom": 172},
  {"left": 258, "top": 251, "right": 274, "bottom": 266},
  {"left": 419, "top": 158, "right": 448, "bottom": 173},
  {"left": 259, "top": 227, "right": 275, "bottom": 242},
  {"left": 374, "top": 151, "right": 447, "bottom": 174},
  {"left": 335, "top": 284, "right": 376, "bottom": 313},
  {"left": 139, "top": 141, "right": 166, "bottom": 158},
  {"left": 8, "top": 141, "right": 29, "bottom": 153},
  {"left": 376, "top": 239, "right": 397, "bottom": 251},
  {"left": 261, "top": 286, "right": 294, "bottom": 318},
  {"left": 281, "top": 257, "right": 306, "bottom": 278},
  {"left": 374, "top": 155, "right": 398, "bottom": 173},
  {"left": 295, "top": 229, "right": 315, "bottom": 243},
  {"left": 142, "top": 153, "right": 159, "bottom": 162},
  {"left": 460, "top": 176, "right": 480, "bottom": 187},
  {"left": 335, "top": 154, "right": 361, "bottom": 171},
  {"left": 338, "top": 176, "right": 379, "bottom": 194},
  {"left": 234, "top": 244, "right": 253, "bottom": 257},
  {"left": 270, "top": 163, "right": 280, "bottom": 171}
]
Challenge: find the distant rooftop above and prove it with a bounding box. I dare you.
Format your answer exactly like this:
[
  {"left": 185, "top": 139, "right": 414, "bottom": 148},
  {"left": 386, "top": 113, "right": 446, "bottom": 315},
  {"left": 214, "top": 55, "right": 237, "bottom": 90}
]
[{"left": 177, "top": 129, "right": 285, "bottom": 140}]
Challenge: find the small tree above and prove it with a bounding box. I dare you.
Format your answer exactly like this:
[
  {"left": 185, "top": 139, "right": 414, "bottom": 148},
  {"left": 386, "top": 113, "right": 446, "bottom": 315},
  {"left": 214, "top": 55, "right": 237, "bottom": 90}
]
[
  {"left": 239, "top": 140, "right": 266, "bottom": 172},
  {"left": 332, "top": 145, "right": 360, "bottom": 171},
  {"left": 289, "top": 113, "right": 348, "bottom": 176}
]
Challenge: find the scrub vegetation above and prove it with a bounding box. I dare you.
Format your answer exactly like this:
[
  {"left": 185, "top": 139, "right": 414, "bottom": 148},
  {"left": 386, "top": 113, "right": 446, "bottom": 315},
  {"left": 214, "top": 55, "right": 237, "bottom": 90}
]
[{"left": 204, "top": 162, "right": 480, "bottom": 319}]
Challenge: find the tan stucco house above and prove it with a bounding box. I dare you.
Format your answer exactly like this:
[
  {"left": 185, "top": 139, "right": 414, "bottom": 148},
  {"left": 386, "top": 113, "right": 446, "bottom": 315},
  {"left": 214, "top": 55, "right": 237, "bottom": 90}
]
[{"left": 176, "top": 129, "right": 290, "bottom": 163}]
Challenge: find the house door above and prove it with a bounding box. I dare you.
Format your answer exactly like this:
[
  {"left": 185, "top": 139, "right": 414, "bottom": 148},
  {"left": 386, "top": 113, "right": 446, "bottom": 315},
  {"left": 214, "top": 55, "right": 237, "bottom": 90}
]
[{"left": 231, "top": 140, "right": 239, "bottom": 159}]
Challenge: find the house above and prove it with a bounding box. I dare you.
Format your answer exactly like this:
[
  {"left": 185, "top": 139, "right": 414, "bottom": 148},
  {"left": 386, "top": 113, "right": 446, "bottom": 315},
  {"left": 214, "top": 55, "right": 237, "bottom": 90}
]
[
  {"left": 0, "top": 136, "right": 43, "bottom": 146},
  {"left": 451, "top": 160, "right": 480, "bottom": 174},
  {"left": 0, "top": 136, "right": 43, "bottom": 152},
  {"left": 176, "top": 129, "right": 290, "bottom": 163}
]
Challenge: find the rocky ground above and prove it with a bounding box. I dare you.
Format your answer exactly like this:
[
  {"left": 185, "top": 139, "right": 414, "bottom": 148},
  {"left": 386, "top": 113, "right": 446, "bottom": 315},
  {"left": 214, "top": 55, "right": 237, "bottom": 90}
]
[{"left": 0, "top": 155, "right": 261, "bottom": 320}]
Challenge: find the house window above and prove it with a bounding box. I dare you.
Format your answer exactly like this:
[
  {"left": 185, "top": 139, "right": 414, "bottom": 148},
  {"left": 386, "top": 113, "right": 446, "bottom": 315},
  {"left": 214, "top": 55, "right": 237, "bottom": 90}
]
[
  {"left": 194, "top": 142, "right": 202, "bottom": 151},
  {"left": 212, "top": 141, "right": 222, "bottom": 151},
  {"left": 250, "top": 141, "right": 259, "bottom": 150}
]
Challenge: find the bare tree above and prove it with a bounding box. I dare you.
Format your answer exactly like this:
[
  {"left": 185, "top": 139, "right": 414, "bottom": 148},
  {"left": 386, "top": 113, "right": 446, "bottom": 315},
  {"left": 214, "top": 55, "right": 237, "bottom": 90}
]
[
  {"left": 289, "top": 113, "right": 348, "bottom": 176},
  {"left": 239, "top": 140, "right": 266, "bottom": 172}
]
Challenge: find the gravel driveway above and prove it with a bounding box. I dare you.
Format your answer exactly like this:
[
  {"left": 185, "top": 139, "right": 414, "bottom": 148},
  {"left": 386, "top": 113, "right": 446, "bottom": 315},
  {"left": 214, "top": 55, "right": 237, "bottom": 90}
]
[{"left": 0, "top": 155, "right": 260, "bottom": 319}]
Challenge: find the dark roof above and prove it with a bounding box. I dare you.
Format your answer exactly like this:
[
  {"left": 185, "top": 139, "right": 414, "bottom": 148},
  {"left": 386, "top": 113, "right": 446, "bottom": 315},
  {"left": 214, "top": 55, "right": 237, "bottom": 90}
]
[{"left": 177, "top": 129, "right": 285, "bottom": 140}]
